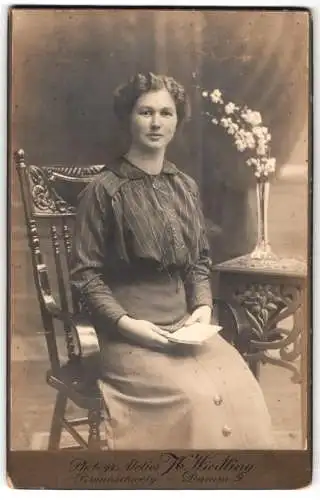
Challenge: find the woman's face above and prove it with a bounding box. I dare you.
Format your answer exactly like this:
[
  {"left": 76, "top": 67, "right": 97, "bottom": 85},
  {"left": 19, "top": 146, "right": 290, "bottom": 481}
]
[{"left": 129, "top": 88, "right": 178, "bottom": 151}]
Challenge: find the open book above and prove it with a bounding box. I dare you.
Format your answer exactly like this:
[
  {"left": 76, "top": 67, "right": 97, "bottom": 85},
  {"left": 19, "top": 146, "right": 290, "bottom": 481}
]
[{"left": 163, "top": 323, "right": 223, "bottom": 345}]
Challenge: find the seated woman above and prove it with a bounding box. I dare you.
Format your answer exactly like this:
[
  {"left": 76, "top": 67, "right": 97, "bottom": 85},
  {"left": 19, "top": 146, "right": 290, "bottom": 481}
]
[{"left": 70, "top": 72, "right": 275, "bottom": 450}]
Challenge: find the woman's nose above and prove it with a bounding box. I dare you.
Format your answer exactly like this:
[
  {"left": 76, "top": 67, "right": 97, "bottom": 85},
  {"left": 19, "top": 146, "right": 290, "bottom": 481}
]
[{"left": 150, "top": 113, "right": 161, "bottom": 129}]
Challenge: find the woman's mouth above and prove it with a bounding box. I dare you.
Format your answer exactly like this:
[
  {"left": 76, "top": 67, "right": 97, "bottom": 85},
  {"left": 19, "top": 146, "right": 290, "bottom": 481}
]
[{"left": 147, "top": 134, "right": 163, "bottom": 139}]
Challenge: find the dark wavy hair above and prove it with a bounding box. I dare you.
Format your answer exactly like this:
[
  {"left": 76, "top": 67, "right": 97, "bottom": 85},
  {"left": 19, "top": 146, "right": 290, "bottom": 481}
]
[{"left": 113, "top": 72, "right": 191, "bottom": 127}]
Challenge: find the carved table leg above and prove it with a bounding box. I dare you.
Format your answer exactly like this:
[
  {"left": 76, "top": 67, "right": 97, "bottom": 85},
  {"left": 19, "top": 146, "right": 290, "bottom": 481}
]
[
  {"left": 233, "top": 283, "right": 303, "bottom": 382},
  {"left": 214, "top": 257, "right": 308, "bottom": 448}
]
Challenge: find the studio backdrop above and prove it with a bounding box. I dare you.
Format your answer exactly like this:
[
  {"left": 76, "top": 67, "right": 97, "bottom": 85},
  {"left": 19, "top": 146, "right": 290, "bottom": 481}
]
[{"left": 11, "top": 9, "right": 309, "bottom": 262}]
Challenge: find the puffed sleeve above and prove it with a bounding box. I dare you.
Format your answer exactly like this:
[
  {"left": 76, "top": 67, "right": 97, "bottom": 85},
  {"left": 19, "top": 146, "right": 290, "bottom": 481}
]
[
  {"left": 70, "top": 179, "right": 128, "bottom": 326},
  {"left": 183, "top": 184, "right": 213, "bottom": 312}
]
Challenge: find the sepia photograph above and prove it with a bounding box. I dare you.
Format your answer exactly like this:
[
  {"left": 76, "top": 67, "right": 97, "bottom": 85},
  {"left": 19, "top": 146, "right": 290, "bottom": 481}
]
[{"left": 8, "top": 7, "right": 311, "bottom": 489}]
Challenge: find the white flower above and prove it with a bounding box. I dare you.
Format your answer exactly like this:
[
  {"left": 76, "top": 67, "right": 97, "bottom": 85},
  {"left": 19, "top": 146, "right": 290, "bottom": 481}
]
[
  {"left": 241, "top": 110, "right": 262, "bottom": 126},
  {"left": 257, "top": 143, "right": 267, "bottom": 156},
  {"left": 235, "top": 128, "right": 255, "bottom": 148},
  {"left": 266, "top": 158, "right": 276, "bottom": 172},
  {"left": 235, "top": 139, "right": 246, "bottom": 152},
  {"left": 227, "top": 122, "right": 239, "bottom": 135},
  {"left": 247, "top": 157, "right": 261, "bottom": 170},
  {"left": 241, "top": 109, "right": 251, "bottom": 122},
  {"left": 244, "top": 132, "right": 255, "bottom": 149},
  {"left": 252, "top": 126, "right": 270, "bottom": 140},
  {"left": 247, "top": 158, "right": 258, "bottom": 167},
  {"left": 210, "top": 89, "right": 223, "bottom": 104},
  {"left": 252, "top": 126, "right": 262, "bottom": 138},
  {"left": 225, "top": 102, "right": 236, "bottom": 114},
  {"left": 249, "top": 111, "right": 262, "bottom": 126},
  {"left": 202, "top": 87, "right": 275, "bottom": 178},
  {"left": 268, "top": 158, "right": 276, "bottom": 168},
  {"left": 220, "top": 117, "right": 230, "bottom": 128},
  {"left": 235, "top": 128, "right": 246, "bottom": 140}
]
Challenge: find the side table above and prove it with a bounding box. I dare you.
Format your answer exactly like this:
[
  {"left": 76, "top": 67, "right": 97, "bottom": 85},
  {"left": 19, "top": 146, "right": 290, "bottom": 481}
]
[{"left": 213, "top": 255, "right": 309, "bottom": 448}]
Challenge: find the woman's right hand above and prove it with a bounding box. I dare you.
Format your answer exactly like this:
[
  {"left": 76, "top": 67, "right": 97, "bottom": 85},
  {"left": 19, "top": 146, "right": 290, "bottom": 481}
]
[{"left": 117, "top": 315, "right": 169, "bottom": 349}]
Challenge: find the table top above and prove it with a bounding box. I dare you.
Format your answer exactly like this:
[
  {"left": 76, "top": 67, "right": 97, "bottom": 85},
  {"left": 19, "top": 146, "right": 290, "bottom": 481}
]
[{"left": 213, "top": 254, "right": 308, "bottom": 279}]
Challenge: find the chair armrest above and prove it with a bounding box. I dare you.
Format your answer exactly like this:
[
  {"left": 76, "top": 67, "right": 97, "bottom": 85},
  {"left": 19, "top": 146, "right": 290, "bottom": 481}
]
[
  {"left": 49, "top": 305, "right": 100, "bottom": 359},
  {"left": 36, "top": 262, "right": 100, "bottom": 357},
  {"left": 37, "top": 263, "right": 66, "bottom": 319},
  {"left": 71, "top": 315, "right": 100, "bottom": 357}
]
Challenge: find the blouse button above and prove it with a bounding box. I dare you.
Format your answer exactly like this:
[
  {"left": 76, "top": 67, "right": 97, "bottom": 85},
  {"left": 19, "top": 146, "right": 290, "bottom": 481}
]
[
  {"left": 222, "top": 425, "right": 232, "bottom": 437},
  {"left": 213, "top": 394, "right": 223, "bottom": 406}
]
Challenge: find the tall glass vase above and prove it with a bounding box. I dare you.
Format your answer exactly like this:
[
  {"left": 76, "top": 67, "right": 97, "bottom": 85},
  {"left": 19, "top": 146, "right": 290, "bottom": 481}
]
[{"left": 250, "top": 177, "right": 277, "bottom": 260}]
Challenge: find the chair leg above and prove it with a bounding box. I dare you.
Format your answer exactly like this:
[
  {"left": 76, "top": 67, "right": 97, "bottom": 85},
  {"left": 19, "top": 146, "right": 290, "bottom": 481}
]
[
  {"left": 88, "top": 408, "right": 102, "bottom": 450},
  {"left": 48, "top": 392, "right": 68, "bottom": 450}
]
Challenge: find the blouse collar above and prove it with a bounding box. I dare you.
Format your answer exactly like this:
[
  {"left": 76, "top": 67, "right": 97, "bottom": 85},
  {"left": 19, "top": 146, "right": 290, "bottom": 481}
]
[{"left": 106, "top": 156, "right": 180, "bottom": 180}]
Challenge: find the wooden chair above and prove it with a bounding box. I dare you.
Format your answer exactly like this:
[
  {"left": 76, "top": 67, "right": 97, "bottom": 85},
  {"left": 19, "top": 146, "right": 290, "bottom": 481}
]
[
  {"left": 14, "top": 149, "right": 250, "bottom": 450},
  {"left": 14, "top": 149, "right": 109, "bottom": 450}
]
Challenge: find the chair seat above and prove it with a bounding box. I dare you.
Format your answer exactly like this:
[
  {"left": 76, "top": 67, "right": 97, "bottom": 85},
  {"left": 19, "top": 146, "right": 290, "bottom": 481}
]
[{"left": 46, "top": 356, "right": 102, "bottom": 410}]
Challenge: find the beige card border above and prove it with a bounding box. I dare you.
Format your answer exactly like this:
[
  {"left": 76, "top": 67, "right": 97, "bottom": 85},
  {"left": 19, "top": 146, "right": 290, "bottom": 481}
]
[
  {"left": 7, "top": 449, "right": 312, "bottom": 489},
  {"left": 7, "top": 6, "right": 313, "bottom": 490}
]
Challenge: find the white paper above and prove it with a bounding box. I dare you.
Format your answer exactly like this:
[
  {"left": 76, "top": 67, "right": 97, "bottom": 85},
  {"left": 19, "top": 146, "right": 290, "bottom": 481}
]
[{"left": 165, "top": 323, "right": 223, "bottom": 344}]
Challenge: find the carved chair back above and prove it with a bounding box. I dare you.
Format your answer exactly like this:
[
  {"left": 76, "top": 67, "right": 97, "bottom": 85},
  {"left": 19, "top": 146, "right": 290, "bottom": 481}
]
[{"left": 14, "top": 149, "right": 105, "bottom": 375}]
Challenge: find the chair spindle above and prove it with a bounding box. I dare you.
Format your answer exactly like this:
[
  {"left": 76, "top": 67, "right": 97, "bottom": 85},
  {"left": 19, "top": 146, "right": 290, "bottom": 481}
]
[
  {"left": 28, "top": 219, "right": 60, "bottom": 372},
  {"left": 62, "top": 221, "right": 80, "bottom": 314},
  {"left": 50, "top": 223, "right": 77, "bottom": 360}
]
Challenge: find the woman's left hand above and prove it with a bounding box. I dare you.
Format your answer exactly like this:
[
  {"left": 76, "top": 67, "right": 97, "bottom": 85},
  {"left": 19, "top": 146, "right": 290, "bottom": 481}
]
[{"left": 184, "top": 305, "right": 212, "bottom": 326}]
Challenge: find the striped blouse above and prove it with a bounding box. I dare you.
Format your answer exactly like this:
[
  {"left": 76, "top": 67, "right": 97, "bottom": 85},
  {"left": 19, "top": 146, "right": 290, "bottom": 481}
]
[{"left": 70, "top": 157, "right": 213, "bottom": 327}]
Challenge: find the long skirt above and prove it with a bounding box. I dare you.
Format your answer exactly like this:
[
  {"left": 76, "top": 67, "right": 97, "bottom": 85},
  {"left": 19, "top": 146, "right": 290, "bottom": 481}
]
[{"left": 98, "top": 332, "right": 276, "bottom": 450}]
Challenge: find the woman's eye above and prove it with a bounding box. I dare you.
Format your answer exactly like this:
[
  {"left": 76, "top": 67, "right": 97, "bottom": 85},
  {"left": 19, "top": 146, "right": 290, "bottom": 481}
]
[
  {"left": 161, "top": 110, "right": 174, "bottom": 117},
  {"left": 139, "top": 109, "right": 152, "bottom": 116}
]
